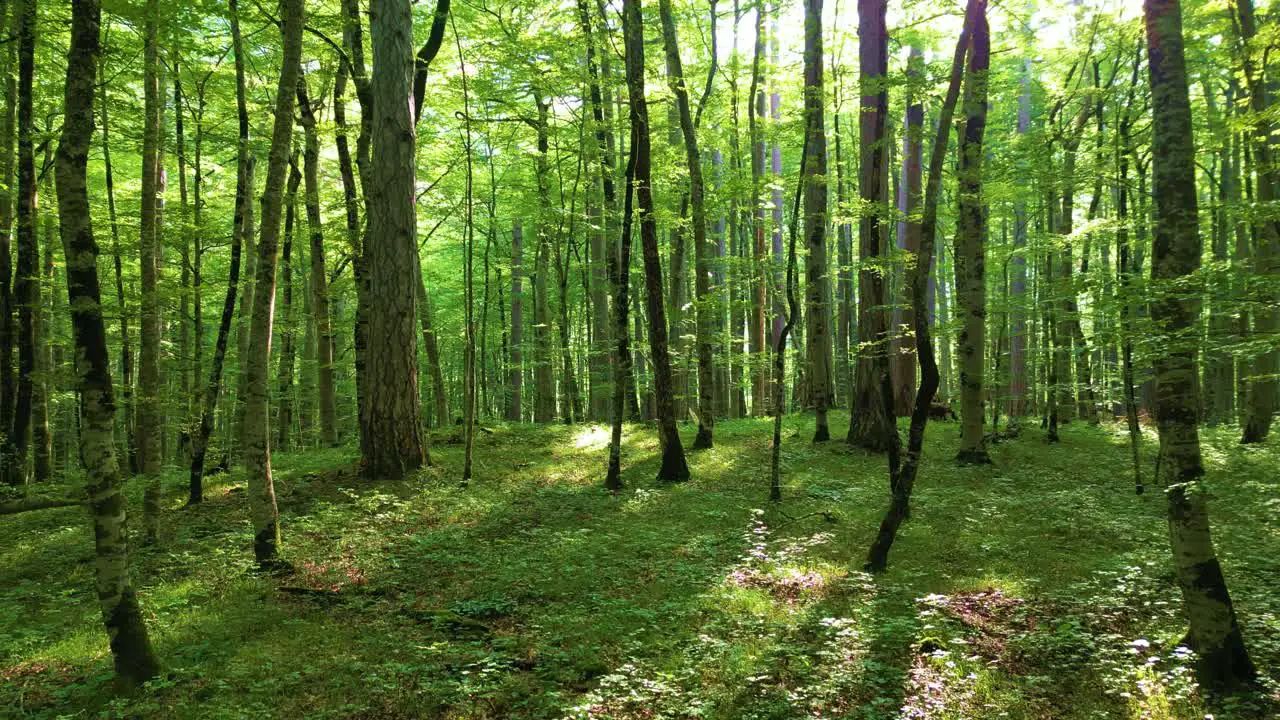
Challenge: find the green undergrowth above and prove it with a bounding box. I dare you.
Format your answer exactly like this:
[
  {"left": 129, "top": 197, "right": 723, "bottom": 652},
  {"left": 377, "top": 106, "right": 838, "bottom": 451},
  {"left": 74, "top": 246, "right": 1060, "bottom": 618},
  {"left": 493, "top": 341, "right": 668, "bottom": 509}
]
[{"left": 1, "top": 414, "right": 1277, "bottom": 719}]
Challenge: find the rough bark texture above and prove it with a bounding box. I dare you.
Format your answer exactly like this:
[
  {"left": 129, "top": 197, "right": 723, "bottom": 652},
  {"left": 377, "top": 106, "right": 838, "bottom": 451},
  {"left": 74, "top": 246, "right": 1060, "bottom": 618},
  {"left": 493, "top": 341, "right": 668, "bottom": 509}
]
[
  {"left": 55, "top": 0, "right": 160, "bottom": 685},
  {"left": 364, "top": 0, "right": 426, "bottom": 478},
  {"left": 136, "top": 0, "right": 163, "bottom": 536},
  {"left": 802, "top": 0, "right": 830, "bottom": 442},
  {"left": 953, "top": 14, "right": 991, "bottom": 465},
  {"left": 275, "top": 155, "right": 301, "bottom": 450},
  {"left": 847, "top": 0, "right": 895, "bottom": 452},
  {"left": 241, "top": 0, "right": 303, "bottom": 565},
  {"left": 622, "top": 0, "right": 689, "bottom": 482},
  {"left": 1145, "top": 0, "right": 1257, "bottom": 691}
]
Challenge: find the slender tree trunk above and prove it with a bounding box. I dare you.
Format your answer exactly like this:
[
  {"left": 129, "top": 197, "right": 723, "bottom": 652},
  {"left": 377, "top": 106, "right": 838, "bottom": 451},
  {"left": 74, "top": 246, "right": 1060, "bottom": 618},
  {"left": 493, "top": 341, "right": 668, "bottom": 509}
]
[
  {"left": 137, "top": 0, "right": 163, "bottom": 536},
  {"left": 1010, "top": 50, "right": 1030, "bottom": 418},
  {"left": 747, "top": 3, "right": 767, "bottom": 415},
  {"left": 31, "top": 170, "right": 51, "bottom": 482},
  {"left": 579, "top": 0, "right": 614, "bottom": 424},
  {"left": 297, "top": 76, "right": 338, "bottom": 446},
  {"left": 890, "top": 48, "right": 923, "bottom": 419},
  {"left": 531, "top": 95, "right": 556, "bottom": 423},
  {"left": 801, "top": 0, "right": 830, "bottom": 441},
  {"left": 1237, "top": 0, "right": 1277, "bottom": 444},
  {"left": 189, "top": 0, "right": 251, "bottom": 503},
  {"left": 416, "top": 272, "right": 450, "bottom": 427},
  {"left": 0, "top": 0, "right": 13, "bottom": 482},
  {"left": 3, "top": 0, "right": 33, "bottom": 488},
  {"left": 1145, "top": 0, "right": 1257, "bottom": 690},
  {"left": 866, "top": 0, "right": 979, "bottom": 572},
  {"left": 622, "top": 0, "right": 689, "bottom": 482},
  {"left": 847, "top": 0, "right": 895, "bottom": 453},
  {"left": 241, "top": 0, "right": 302, "bottom": 565},
  {"left": 55, "top": 0, "right": 160, "bottom": 685},
  {"left": 275, "top": 155, "right": 301, "bottom": 450},
  {"left": 658, "top": 0, "right": 715, "bottom": 448},
  {"left": 508, "top": 221, "right": 524, "bottom": 421}
]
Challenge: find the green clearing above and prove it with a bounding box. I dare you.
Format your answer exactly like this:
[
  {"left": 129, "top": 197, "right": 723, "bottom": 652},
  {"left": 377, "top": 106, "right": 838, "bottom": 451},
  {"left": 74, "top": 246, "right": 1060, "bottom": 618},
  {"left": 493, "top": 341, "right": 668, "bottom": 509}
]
[{"left": 3, "top": 416, "right": 1277, "bottom": 719}]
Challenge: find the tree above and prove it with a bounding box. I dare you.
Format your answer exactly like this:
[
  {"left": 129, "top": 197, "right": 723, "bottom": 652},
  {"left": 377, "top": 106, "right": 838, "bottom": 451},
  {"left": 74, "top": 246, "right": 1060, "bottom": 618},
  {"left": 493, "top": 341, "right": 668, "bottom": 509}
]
[
  {"left": 54, "top": 0, "right": 160, "bottom": 686},
  {"left": 137, "top": 0, "right": 163, "bottom": 538},
  {"left": 802, "top": 0, "right": 830, "bottom": 442},
  {"left": 847, "top": 0, "right": 896, "bottom": 453},
  {"left": 1145, "top": 0, "right": 1256, "bottom": 691},
  {"left": 657, "top": 0, "right": 715, "bottom": 449},
  {"left": 953, "top": 1, "right": 992, "bottom": 466},
  {"left": 364, "top": 0, "right": 426, "bottom": 478},
  {"left": 240, "top": 0, "right": 302, "bottom": 566},
  {"left": 622, "top": 0, "right": 689, "bottom": 483}
]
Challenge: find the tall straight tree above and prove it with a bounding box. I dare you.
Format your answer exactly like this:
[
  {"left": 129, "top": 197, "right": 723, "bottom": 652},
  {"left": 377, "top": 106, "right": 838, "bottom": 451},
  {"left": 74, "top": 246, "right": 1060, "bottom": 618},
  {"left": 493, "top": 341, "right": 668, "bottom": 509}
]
[
  {"left": 55, "top": 0, "right": 160, "bottom": 686},
  {"left": 241, "top": 0, "right": 303, "bottom": 565},
  {"left": 2, "top": 0, "right": 32, "bottom": 487},
  {"left": 891, "top": 47, "right": 923, "bottom": 418},
  {"left": 802, "top": 0, "right": 830, "bottom": 441},
  {"left": 622, "top": 0, "right": 689, "bottom": 482},
  {"left": 137, "top": 0, "right": 163, "bottom": 538},
  {"left": 0, "top": 0, "right": 13, "bottom": 482},
  {"left": 1145, "top": 0, "right": 1256, "bottom": 690},
  {"left": 297, "top": 75, "right": 337, "bottom": 446},
  {"left": 657, "top": 0, "right": 714, "bottom": 448},
  {"left": 364, "top": 0, "right": 426, "bottom": 477},
  {"left": 847, "top": 0, "right": 895, "bottom": 452},
  {"left": 508, "top": 221, "right": 523, "bottom": 421},
  {"left": 953, "top": 7, "right": 991, "bottom": 466},
  {"left": 1236, "top": 0, "right": 1276, "bottom": 444}
]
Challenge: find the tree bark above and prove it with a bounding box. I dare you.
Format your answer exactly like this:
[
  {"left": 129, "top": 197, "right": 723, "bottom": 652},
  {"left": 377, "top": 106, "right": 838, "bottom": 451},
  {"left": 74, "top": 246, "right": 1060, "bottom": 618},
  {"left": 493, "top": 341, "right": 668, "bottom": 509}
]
[
  {"left": 275, "top": 154, "right": 301, "bottom": 450},
  {"left": 1145, "top": 0, "right": 1257, "bottom": 691},
  {"left": 801, "top": 0, "right": 830, "bottom": 441},
  {"left": 364, "top": 0, "right": 426, "bottom": 478},
  {"left": 508, "top": 221, "right": 524, "bottom": 421},
  {"left": 241, "top": 0, "right": 303, "bottom": 565},
  {"left": 0, "top": 0, "right": 13, "bottom": 483},
  {"left": 847, "top": 0, "right": 895, "bottom": 453},
  {"left": 3, "top": 0, "right": 33, "bottom": 487},
  {"left": 891, "top": 47, "right": 923, "bottom": 418},
  {"left": 55, "top": 0, "right": 160, "bottom": 685},
  {"left": 137, "top": 0, "right": 163, "bottom": 537},
  {"left": 622, "top": 0, "right": 689, "bottom": 482}
]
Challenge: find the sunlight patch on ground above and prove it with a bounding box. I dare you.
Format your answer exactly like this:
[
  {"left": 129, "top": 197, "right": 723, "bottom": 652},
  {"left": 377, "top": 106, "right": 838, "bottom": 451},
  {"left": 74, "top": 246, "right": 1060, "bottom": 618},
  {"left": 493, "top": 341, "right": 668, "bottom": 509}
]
[{"left": 574, "top": 424, "right": 611, "bottom": 451}]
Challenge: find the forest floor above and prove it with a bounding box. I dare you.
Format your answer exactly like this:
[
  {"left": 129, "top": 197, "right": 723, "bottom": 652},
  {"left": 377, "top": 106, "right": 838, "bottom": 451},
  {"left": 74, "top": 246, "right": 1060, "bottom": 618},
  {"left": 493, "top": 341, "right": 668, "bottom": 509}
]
[{"left": 1, "top": 412, "right": 1278, "bottom": 719}]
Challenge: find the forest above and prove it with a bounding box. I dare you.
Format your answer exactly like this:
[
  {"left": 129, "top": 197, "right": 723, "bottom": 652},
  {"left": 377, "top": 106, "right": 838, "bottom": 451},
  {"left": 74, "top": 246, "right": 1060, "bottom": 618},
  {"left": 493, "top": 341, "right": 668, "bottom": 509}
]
[{"left": 0, "top": 0, "right": 1278, "bottom": 716}]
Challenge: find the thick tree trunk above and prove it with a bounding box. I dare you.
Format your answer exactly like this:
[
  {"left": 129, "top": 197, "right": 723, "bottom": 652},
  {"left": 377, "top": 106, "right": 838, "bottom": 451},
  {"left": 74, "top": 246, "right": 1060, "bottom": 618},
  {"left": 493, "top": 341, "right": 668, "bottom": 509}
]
[
  {"left": 802, "top": 0, "right": 830, "bottom": 442},
  {"left": 54, "top": 0, "right": 160, "bottom": 685},
  {"left": 622, "top": 0, "right": 689, "bottom": 482},
  {"left": 953, "top": 3, "right": 991, "bottom": 465},
  {"left": 847, "top": 0, "right": 895, "bottom": 453},
  {"left": 364, "top": 0, "right": 426, "bottom": 478},
  {"left": 241, "top": 0, "right": 303, "bottom": 565},
  {"left": 1145, "top": 0, "right": 1257, "bottom": 691}
]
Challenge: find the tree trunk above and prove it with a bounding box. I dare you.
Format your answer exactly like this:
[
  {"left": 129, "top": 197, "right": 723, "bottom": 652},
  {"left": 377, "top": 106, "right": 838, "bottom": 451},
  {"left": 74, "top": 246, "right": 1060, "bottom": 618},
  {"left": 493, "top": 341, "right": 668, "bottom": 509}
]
[
  {"left": 3, "top": 0, "right": 33, "bottom": 488},
  {"left": 275, "top": 155, "right": 301, "bottom": 450},
  {"left": 1145, "top": 0, "right": 1258, "bottom": 690},
  {"left": 241, "top": 0, "right": 302, "bottom": 565},
  {"left": 802, "top": 0, "right": 830, "bottom": 441},
  {"left": 1237, "top": 0, "right": 1277, "bottom": 444},
  {"left": 364, "top": 0, "right": 426, "bottom": 478},
  {"left": 531, "top": 95, "right": 556, "bottom": 424},
  {"left": 953, "top": 1, "right": 991, "bottom": 465},
  {"left": 747, "top": 2, "right": 767, "bottom": 415},
  {"left": 622, "top": 0, "right": 689, "bottom": 482},
  {"left": 847, "top": 0, "right": 895, "bottom": 453},
  {"left": 657, "top": 0, "right": 714, "bottom": 448},
  {"left": 1010, "top": 50, "right": 1030, "bottom": 418},
  {"left": 297, "top": 75, "right": 338, "bottom": 446},
  {"left": 54, "top": 0, "right": 160, "bottom": 685},
  {"left": 0, "top": 0, "right": 13, "bottom": 483},
  {"left": 508, "top": 221, "right": 524, "bottom": 421},
  {"left": 137, "top": 0, "right": 163, "bottom": 538},
  {"left": 891, "top": 47, "right": 923, "bottom": 418}
]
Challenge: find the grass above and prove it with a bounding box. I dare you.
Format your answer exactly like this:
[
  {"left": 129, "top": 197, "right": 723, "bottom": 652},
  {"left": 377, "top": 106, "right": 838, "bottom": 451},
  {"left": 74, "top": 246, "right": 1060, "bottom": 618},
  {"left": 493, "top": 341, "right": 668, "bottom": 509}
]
[{"left": 1, "top": 412, "right": 1277, "bottom": 719}]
